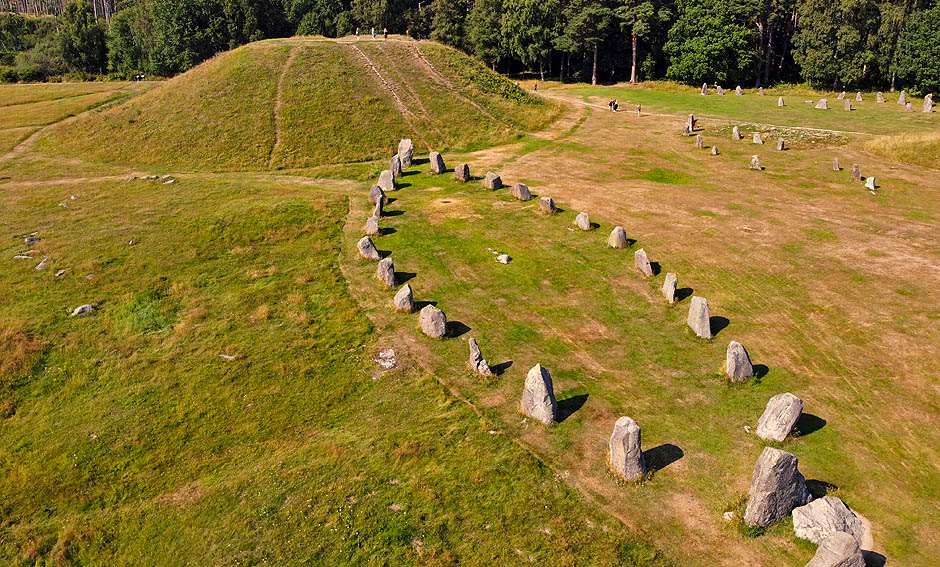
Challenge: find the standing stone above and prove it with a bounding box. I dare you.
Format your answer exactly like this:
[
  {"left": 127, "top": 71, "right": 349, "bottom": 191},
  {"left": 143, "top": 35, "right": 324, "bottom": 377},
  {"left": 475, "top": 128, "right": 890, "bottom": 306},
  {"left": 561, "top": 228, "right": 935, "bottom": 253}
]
[
  {"left": 750, "top": 155, "right": 762, "bottom": 170},
  {"left": 864, "top": 177, "right": 876, "bottom": 191},
  {"left": 369, "top": 185, "right": 387, "bottom": 206},
  {"left": 711, "top": 145, "right": 720, "bottom": 156},
  {"left": 376, "top": 257, "right": 395, "bottom": 288},
  {"left": 608, "top": 226, "right": 628, "bottom": 249},
  {"left": 539, "top": 197, "right": 556, "bottom": 214},
  {"left": 792, "top": 496, "right": 865, "bottom": 545},
  {"left": 686, "top": 114, "right": 696, "bottom": 133},
  {"left": 634, "top": 249, "right": 654, "bottom": 277},
  {"left": 924, "top": 94, "right": 934, "bottom": 113},
  {"left": 429, "top": 151, "right": 446, "bottom": 174},
  {"left": 851, "top": 164, "right": 861, "bottom": 182},
  {"left": 732, "top": 126, "right": 742, "bottom": 140},
  {"left": 695, "top": 134, "right": 704, "bottom": 149},
  {"left": 832, "top": 158, "right": 841, "bottom": 171},
  {"left": 575, "top": 212, "right": 591, "bottom": 231},
  {"left": 701, "top": 83, "right": 708, "bottom": 96},
  {"left": 483, "top": 172, "right": 503, "bottom": 190},
  {"left": 687, "top": 296, "right": 712, "bottom": 339},
  {"left": 725, "top": 341, "right": 754, "bottom": 382},
  {"left": 776, "top": 139, "right": 786, "bottom": 151},
  {"left": 372, "top": 198, "right": 384, "bottom": 218},
  {"left": 876, "top": 92, "right": 885, "bottom": 103},
  {"left": 520, "top": 364, "right": 558, "bottom": 425},
  {"left": 357, "top": 236, "right": 380, "bottom": 260},
  {"left": 743, "top": 447, "right": 811, "bottom": 528},
  {"left": 609, "top": 417, "right": 647, "bottom": 481},
  {"left": 393, "top": 284, "right": 415, "bottom": 313},
  {"left": 419, "top": 305, "right": 447, "bottom": 339},
  {"left": 898, "top": 91, "right": 907, "bottom": 105},
  {"left": 398, "top": 138, "right": 414, "bottom": 167},
  {"left": 735, "top": 85, "right": 743, "bottom": 96},
  {"left": 836, "top": 91, "right": 845, "bottom": 100},
  {"left": 753, "top": 132, "right": 764, "bottom": 144},
  {"left": 855, "top": 92, "right": 862, "bottom": 102},
  {"left": 662, "top": 273, "right": 678, "bottom": 304},
  {"left": 511, "top": 183, "right": 533, "bottom": 201},
  {"left": 717, "top": 86, "right": 725, "bottom": 96},
  {"left": 454, "top": 163, "right": 470, "bottom": 182},
  {"left": 815, "top": 99, "right": 828, "bottom": 109},
  {"left": 377, "top": 169, "right": 395, "bottom": 192},
  {"left": 390, "top": 154, "right": 403, "bottom": 179},
  {"left": 468, "top": 337, "right": 493, "bottom": 377},
  {"left": 905, "top": 102, "right": 913, "bottom": 112},
  {"left": 364, "top": 216, "right": 381, "bottom": 237},
  {"left": 843, "top": 100, "right": 853, "bottom": 111},
  {"left": 777, "top": 96, "right": 785, "bottom": 107},
  {"left": 805, "top": 531, "right": 865, "bottom": 567},
  {"left": 756, "top": 392, "right": 803, "bottom": 442}
]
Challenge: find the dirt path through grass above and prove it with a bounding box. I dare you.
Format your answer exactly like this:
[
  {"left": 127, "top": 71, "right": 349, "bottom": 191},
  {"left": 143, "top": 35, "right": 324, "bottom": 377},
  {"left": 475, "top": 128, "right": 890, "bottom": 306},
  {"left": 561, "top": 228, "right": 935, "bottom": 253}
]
[{"left": 268, "top": 45, "right": 301, "bottom": 169}]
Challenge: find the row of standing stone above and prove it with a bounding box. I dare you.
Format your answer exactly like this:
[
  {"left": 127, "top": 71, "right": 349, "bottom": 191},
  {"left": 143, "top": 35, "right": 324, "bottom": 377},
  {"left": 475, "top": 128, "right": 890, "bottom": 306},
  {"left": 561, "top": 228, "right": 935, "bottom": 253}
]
[{"left": 702, "top": 82, "right": 934, "bottom": 114}]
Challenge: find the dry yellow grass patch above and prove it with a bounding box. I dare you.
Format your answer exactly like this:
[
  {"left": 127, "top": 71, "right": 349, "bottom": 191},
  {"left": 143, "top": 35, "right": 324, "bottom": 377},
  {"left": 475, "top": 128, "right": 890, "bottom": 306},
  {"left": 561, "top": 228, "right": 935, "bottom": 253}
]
[{"left": 864, "top": 131, "right": 940, "bottom": 169}]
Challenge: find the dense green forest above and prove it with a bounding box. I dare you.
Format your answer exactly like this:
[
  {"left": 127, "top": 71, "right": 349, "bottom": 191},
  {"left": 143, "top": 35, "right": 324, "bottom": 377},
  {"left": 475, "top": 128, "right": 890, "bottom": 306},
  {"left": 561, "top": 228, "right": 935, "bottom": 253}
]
[{"left": 1, "top": 0, "right": 938, "bottom": 93}]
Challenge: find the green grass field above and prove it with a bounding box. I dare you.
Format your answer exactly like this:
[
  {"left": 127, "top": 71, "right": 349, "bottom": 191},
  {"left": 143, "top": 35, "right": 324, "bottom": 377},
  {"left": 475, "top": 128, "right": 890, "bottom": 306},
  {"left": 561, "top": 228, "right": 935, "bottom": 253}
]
[{"left": 1, "top": 36, "right": 938, "bottom": 565}]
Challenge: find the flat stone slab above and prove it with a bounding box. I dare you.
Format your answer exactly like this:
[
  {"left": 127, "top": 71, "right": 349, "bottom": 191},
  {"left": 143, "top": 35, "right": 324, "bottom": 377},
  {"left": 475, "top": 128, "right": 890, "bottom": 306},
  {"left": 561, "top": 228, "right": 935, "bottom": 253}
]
[{"left": 792, "top": 496, "right": 865, "bottom": 546}]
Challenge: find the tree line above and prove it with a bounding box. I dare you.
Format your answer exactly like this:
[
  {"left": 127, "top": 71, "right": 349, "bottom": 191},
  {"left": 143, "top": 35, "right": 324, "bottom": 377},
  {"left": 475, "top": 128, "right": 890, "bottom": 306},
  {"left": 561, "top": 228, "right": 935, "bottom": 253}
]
[{"left": 1, "top": 0, "right": 938, "bottom": 94}]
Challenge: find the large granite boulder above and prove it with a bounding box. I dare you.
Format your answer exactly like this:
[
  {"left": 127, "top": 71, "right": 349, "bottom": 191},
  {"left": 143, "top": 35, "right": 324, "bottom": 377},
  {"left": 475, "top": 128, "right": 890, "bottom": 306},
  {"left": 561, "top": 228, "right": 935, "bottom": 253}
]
[
  {"left": 634, "top": 249, "right": 654, "bottom": 277},
  {"left": 468, "top": 337, "right": 493, "bottom": 377},
  {"left": 398, "top": 138, "right": 414, "bottom": 167},
  {"left": 687, "top": 296, "right": 712, "bottom": 339},
  {"left": 608, "top": 226, "right": 628, "bottom": 249},
  {"left": 511, "top": 183, "right": 533, "bottom": 201},
  {"left": 429, "top": 151, "right": 446, "bottom": 174},
  {"left": 483, "top": 172, "right": 503, "bottom": 190},
  {"left": 756, "top": 392, "right": 803, "bottom": 442},
  {"left": 393, "top": 284, "right": 415, "bottom": 313},
  {"left": 357, "top": 236, "right": 380, "bottom": 261},
  {"left": 743, "top": 447, "right": 811, "bottom": 527},
  {"left": 454, "top": 163, "right": 470, "bottom": 182},
  {"left": 609, "top": 416, "right": 646, "bottom": 481},
  {"left": 793, "top": 496, "right": 865, "bottom": 545},
  {"left": 376, "top": 257, "right": 395, "bottom": 288},
  {"left": 725, "top": 341, "right": 754, "bottom": 382},
  {"left": 805, "top": 531, "right": 865, "bottom": 567},
  {"left": 521, "top": 364, "right": 558, "bottom": 425},
  {"left": 419, "top": 305, "right": 447, "bottom": 339}
]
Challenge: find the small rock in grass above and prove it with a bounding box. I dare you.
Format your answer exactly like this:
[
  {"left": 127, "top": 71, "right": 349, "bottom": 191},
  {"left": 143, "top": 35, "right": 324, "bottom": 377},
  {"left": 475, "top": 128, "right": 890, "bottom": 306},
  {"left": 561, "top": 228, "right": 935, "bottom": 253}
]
[
  {"left": 496, "top": 254, "right": 511, "bottom": 264},
  {"left": 701, "top": 83, "right": 708, "bottom": 96},
  {"left": 468, "top": 337, "right": 493, "bottom": 377},
  {"left": 70, "top": 304, "right": 96, "bottom": 317},
  {"left": 844, "top": 100, "right": 853, "bottom": 112},
  {"left": 55, "top": 269, "right": 66, "bottom": 278},
  {"left": 756, "top": 392, "right": 803, "bottom": 442},
  {"left": 776, "top": 139, "right": 786, "bottom": 151},
  {"left": 483, "top": 172, "right": 503, "bottom": 190},
  {"left": 711, "top": 145, "right": 719, "bottom": 156},
  {"left": 743, "top": 447, "right": 811, "bottom": 528},
  {"left": 35, "top": 256, "right": 49, "bottom": 270},
  {"left": 815, "top": 99, "right": 828, "bottom": 110},
  {"left": 609, "top": 416, "right": 646, "bottom": 481},
  {"left": 695, "top": 134, "right": 704, "bottom": 149},
  {"left": 511, "top": 183, "right": 532, "bottom": 201},
  {"left": 905, "top": 102, "right": 913, "bottom": 112},
  {"left": 898, "top": 91, "right": 907, "bottom": 106},
  {"left": 398, "top": 138, "right": 414, "bottom": 167},
  {"left": 855, "top": 92, "right": 862, "bottom": 102},
  {"left": 735, "top": 85, "right": 743, "bottom": 96},
  {"left": 634, "top": 248, "right": 653, "bottom": 277},
  {"left": 376, "top": 257, "right": 395, "bottom": 288},
  {"left": 725, "top": 341, "right": 754, "bottom": 382},
  {"left": 851, "top": 164, "right": 861, "bottom": 182},
  {"left": 429, "top": 151, "right": 446, "bottom": 174},
  {"left": 364, "top": 216, "right": 381, "bottom": 237},
  {"left": 864, "top": 177, "right": 876, "bottom": 191},
  {"left": 454, "top": 163, "right": 470, "bottom": 182},
  {"left": 357, "top": 236, "right": 380, "bottom": 260},
  {"left": 837, "top": 91, "right": 846, "bottom": 100},
  {"left": 608, "top": 226, "right": 628, "bottom": 249},
  {"left": 24, "top": 234, "right": 39, "bottom": 246},
  {"left": 419, "top": 305, "right": 447, "bottom": 339},
  {"left": 687, "top": 296, "right": 712, "bottom": 339},
  {"left": 876, "top": 92, "right": 885, "bottom": 103},
  {"left": 792, "top": 496, "right": 865, "bottom": 546},
  {"left": 832, "top": 158, "right": 841, "bottom": 171},
  {"left": 732, "top": 126, "right": 742, "bottom": 140},
  {"left": 750, "top": 155, "right": 762, "bottom": 170},
  {"left": 662, "top": 272, "right": 677, "bottom": 304},
  {"left": 753, "top": 132, "right": 764, "bottom": 145},
  {"left": 393, "top": 284, "right": 415, "bottom": 313},
  {"left": 374, "top": 348, "right": 398, "bottom": 370},
  {"left": 777, "top": 97, "right": 785, "bottom": 107},
  {"left": 538, "top": 197, "right": 556, "bottom": 214},
  {"left": 377, "top": 169, "right": 395, "bottom": 192},
  {"left": 521, "top": 364, "right": 557, "bottom": 425},
  {"left": 575, "top": 212, "right": 591, "bottom": 231}
]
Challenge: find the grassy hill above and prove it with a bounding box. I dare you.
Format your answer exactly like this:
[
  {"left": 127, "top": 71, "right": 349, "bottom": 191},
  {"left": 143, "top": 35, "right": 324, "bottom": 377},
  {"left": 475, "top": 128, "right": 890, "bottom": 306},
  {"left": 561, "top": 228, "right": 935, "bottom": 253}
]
[{"left": 33, "top": 37, "right": 556, "bottom": 173}]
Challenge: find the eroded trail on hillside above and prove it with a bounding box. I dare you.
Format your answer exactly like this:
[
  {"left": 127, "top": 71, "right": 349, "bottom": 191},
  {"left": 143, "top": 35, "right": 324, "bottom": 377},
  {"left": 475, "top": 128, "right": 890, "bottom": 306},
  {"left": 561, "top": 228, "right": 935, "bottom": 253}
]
[
  {"left": 268, "top": 46, "right": 302, "bottom": 168},
  {"left": 347, "top": 44, "right": 425, "bottom": 147}
]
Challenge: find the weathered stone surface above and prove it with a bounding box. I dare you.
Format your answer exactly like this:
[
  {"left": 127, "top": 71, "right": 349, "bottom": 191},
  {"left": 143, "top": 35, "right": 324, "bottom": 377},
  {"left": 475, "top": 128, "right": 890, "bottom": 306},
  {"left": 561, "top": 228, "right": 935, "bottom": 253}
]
[
  {"left": 511, "top": 183, "right": 532, "bottom": 201},
  {"left": 750, "top": 155, "right": 762, "bottom": 170},
  {"left": 735, "top": 85, "right": 743, "bottom": 96},
  {"left": 685, "top": 114, "right": 696, "bottom": 133},
  {"left": 496, "top": 253, "right": 511, "bottom": 264},
  {"left": 609, "top": 417, "right": 646, "bottom": 481},
  {"left": 776, "top": 139, "right": 786, "bottom": 151},
  {"left": 468, "top": 337, "right": 493, "bottom": 376},
  {"left": 521, "top": 364, "right": 557, "bottom": 425},
  {"left": 376, "top": 257, "right": 395, "bottom": 288},
  {"left": 419, "top": 304, "right": 447, "bottom": 338},
  {"left": 753, "top": 132, "right": 764, "bottom": 144},
  {"left": 483, "top": 172, "right": 503, "bottom": 190},
  {"left": 539, "top": 196, "right": 556, "bottom": 214},
  {"left": 717, "top": 86, "right": 725, "bottom": 96},
  {"left": 372, "top": 198, "right": 384, "bottom": 218},
  {"left": 805, "top": 531, "right": 865, "bottom": 567},
  {"left": 924, "top": 94, "right": 934, "bottom": 113},
  {"left": 815, "top": 99, "right": 828, "bottom": 109},
  {"left": 743, "top": 447, "right": 811, "bottom": 528},
  {"left": 393, "top": 284, "right": 415, "bottom": 313},
  {"left": 851, "top": 164, "right": 861, "bottom": 182},
  {"left": 377, "top": 169, "right": 395, "bottom": 192},
  {"left": 732, "top": 126, "right": 742, "bottom": 140},
  {"left": 832, "top": 158, "right": 841, "bottom": 171},
  {"left": 711, "top": 145, "right": 720, "bottom": 156},
  {"left": 364, "top": 216, "right": 381, "bottom": 236},
  {"left": 70, "top": 304, "right": 96, "bottom": 317},
  {"left": 777, "top": 96, "right": 785, "bottom": 107},
  {"left": 575, "top": 212, "right": 591, "bottom": 231},
  {"left": 864, "top": 177, "right": 876, "bottom": 191},
  {"left": 634, "top": 248, "right": 653, "bottom": 277},
  {"left": 608, "top": 226, "right": 628, "bottom": 248},
  {"left": 695, "top": 134, "right": 704, "bottom": 149},
  {"left": 398, "top": 138, "right": 414, "bottom": 167},
  {"left": 843, "top": 100, "right": 853, "bottom": 111},
  {"left": 357, "top": 236, "right": 380, "bottom": 260},
  {"left": 759, "top": 87, "right": 764, "bottom": 96},
  {"left": 687, "top": 296, "right": 712, "bottom": 338},
  {"left": 855, "top": 92, "right": 862, "bottom": 102},
  {"left": 390, "top": 154, "right": 402, "bottom": 179},
  {"left": 429, "top": 151, "right": 446, "bottom": 174},
  {"left": 454, "top": 163, "right": 470, "bottom": 182},
  {"left": 662, "top": 272, "right": 677, "bottom": 304},
  {"left": 726, "top": 341, "right": 754, "bottom": 382},
  {"left": 836, "top": 91, "right": 845, "bottom": 100},
  {"left": 793, "top": 496, "right": 865, "bottom": 546},
  {"left": 756, "top": 392, "right": 803, "bottom": 442},
  {"left": 905, "top": 102, "right": 913, "bottom": 112},
  {"left": 369, "top": 185, "right": 386, "bottom": 206},
  {"left": 876, "top": 92, "right": 885, "bottom": 103},
  {"left": 898, "top": 91, "right": 907, "bottom": 106},
  {"left": 701, "top": 83, "right": 708, "bottom": 96}
]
